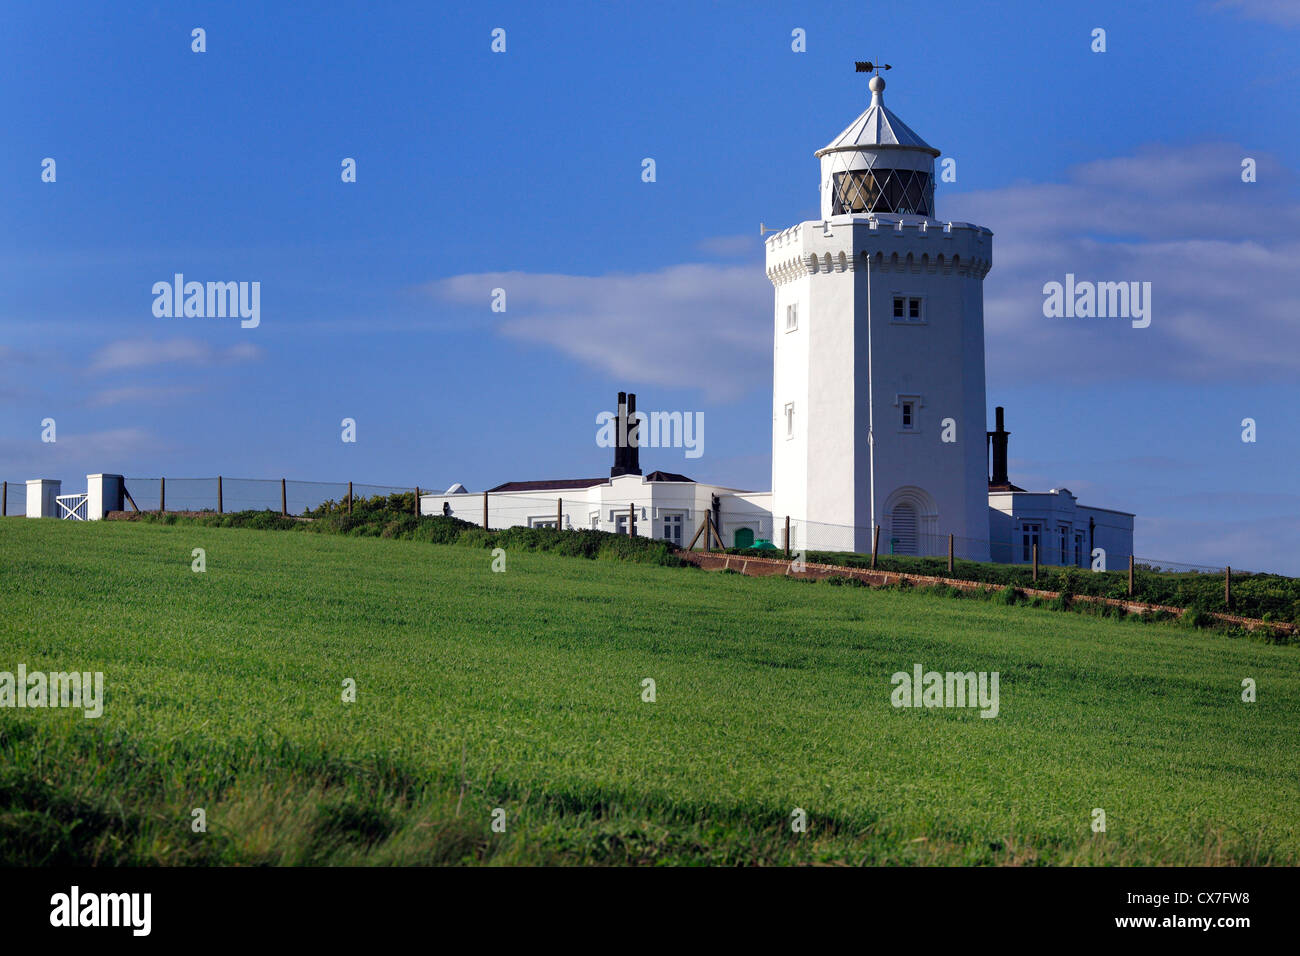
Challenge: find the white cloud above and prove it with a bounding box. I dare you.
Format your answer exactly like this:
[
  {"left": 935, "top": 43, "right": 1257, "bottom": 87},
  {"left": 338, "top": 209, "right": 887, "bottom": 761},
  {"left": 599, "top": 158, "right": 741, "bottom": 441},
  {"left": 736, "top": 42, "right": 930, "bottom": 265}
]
[
  {"left": 944, "top": 142, "right": 1300, "bottom": 384},
  {"left": 428, "top": 265, "right": 771, "bottom": 399},
  {"left": 89, "top": 338, "right": 262, "bottom": 372},
  {"left": 1209, "top": 0, "right": 1300, "bottom": 26},
  {"left": 1138, "top": 514, "right": 1300, "bottom": 576},
  {"left": 86, "top": 385, "right": 201, "bottom": 408},
  {"left": 0, "top": 427, "right": 158, "bottom": 477},
  {"left": 696, "top": 234, "right": 760, "bottom": 258}
]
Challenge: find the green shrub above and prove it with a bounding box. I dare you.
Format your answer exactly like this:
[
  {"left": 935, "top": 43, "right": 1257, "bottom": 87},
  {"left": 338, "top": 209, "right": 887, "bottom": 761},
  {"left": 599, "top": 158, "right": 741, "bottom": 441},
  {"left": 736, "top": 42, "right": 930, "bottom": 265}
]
[
  {"left": 408, "top": 516, "right": 476, "bottom": 545},
  {"left": 381, "top": 516, "right": 419, "bottom": 539},
  {"left": 456, "top": 528, "right": 494, "bottom": 550}
]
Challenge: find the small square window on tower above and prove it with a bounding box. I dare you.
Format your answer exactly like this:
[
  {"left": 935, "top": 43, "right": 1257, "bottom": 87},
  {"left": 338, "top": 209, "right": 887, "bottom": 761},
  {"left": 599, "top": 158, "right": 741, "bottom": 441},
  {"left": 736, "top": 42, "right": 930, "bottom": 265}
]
[
  {"left": 892, "top": 296, "right": 925, "bottom": 323},
  {"left": 785, "top": 303, "right": 798, "bottom": 332},
  {"left": 896, "top": 393, "right": 923, "bottom": 432},
  {"left": 784, "top": 402, "right": 795, "bottom": 439}
]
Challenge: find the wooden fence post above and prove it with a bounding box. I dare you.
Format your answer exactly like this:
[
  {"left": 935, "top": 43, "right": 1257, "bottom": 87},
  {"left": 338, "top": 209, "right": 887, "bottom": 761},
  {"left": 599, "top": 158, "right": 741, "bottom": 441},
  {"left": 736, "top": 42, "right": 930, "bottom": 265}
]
[
  {"left": 1128, "top": 554, "right": 1134, "bottom": 597},
  {"left": 628, "top": 502, "right": 635, "bottom": 537},
  {"left": 557, "top": 497, "right": 563, "bottom": 531},
  {"left": 686, "top": 516, "right": 708, "bottom": 552},
  {"left": 347, "top": 481, "right": 352, "bottom": 515},
  {"left": 784, "top": 515, "right": 790, "bottom": 560},
  {"left": 1225, "top": 566, "right": 1231, "bottom": 610},
  {"left": 948, "top": 534, "right": 954, "bottom": 575},
  {"left": 1032, "top": 543, "right": 1038, "bottom": 583},
  {"left": 871, "top": 526, "right": 880, "bottom": 569},
  {"left": 280, "top": 478, "right": 287, "bottom": 516},
  {"left": 160, "top": 476, "right": 165, "bottom": 513},
  {"left": 414, "top": 486, "right": 420, "bottom": 516},
  {"left": 482, "top": 491, "right": 488, "bottom": 530},
  {"left": 217, "top": 476, "right": 223, "bottom": 515},
  {"left": 708, "top": 514, "right": 723, "bottom": 550},
  {"left": 2, "top": 481, "right": 6, "bottom": 517}
]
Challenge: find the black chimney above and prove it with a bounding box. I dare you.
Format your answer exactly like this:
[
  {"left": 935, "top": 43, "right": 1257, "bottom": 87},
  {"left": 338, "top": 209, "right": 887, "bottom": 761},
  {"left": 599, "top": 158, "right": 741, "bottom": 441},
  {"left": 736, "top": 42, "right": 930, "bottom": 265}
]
[
  {"left": 626, "top": 392, "right": 641, "bottom": 476},
  {"left": 610, "top": 391, "right": 643, "bottom": 478},
  {"left": 611, "top": 390, "right": 626, "bottom": 476},
  {"left": 988, "top": 406, "right": 1010, "bottom": 486}
]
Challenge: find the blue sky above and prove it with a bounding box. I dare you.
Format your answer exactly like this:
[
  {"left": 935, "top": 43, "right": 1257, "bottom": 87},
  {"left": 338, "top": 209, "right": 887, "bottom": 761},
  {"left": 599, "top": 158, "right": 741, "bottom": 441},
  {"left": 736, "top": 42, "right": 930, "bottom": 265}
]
[{"left": 3, "top": 0, "right": 1299, "bottom": 572}]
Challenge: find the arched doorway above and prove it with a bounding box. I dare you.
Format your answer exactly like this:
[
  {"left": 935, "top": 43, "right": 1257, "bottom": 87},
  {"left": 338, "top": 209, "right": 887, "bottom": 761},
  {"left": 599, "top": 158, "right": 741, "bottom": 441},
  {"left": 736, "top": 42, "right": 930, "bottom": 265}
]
[{"left": 883, "top": 486, "right": 939, "bottom": 556}]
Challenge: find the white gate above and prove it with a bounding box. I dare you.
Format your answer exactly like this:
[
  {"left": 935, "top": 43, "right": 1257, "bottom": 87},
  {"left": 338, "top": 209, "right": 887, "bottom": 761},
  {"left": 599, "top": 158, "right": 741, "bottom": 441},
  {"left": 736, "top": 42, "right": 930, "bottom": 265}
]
[{"left": 57, "top": 493, "right": 89, "bottom": 521}]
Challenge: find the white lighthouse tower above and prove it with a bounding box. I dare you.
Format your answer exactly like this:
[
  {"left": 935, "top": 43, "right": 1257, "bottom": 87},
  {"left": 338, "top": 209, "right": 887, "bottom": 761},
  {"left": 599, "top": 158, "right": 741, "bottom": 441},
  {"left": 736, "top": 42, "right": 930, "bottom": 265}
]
[{"left": 766, "top": 67, "right": 993, "bottom": 558}]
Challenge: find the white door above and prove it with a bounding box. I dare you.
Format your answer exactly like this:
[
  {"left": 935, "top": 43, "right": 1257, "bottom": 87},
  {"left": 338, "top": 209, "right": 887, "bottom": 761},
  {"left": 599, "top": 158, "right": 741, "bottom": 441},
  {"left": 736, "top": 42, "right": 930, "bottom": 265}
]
[
  {"left": 661, "top": 513, "right": 683, "bottom": 546},
  {"left": 891, "top": 503, "right": 917, "bottom": 555}
]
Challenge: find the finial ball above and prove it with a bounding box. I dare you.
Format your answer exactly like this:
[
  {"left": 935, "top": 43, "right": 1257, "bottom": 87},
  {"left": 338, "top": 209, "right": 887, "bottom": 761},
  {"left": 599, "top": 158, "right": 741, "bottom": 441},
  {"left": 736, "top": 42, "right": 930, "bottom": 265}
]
[{"left": 868, "top": 75, "right": 885, "bottom": 93}]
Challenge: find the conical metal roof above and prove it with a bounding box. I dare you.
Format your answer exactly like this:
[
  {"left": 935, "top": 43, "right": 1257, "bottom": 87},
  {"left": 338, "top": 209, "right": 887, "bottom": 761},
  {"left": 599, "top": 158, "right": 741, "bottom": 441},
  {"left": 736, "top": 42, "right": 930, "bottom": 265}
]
[{"left": 816, "top": 77, "right": 940, "bottom": 157}]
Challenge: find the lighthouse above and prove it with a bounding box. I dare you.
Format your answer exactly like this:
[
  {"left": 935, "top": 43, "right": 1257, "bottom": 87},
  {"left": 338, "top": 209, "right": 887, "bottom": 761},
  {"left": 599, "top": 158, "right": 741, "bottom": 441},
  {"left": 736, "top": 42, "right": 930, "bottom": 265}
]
[{"left": 766, "top": 68, "right": 993, "bottom": 558}]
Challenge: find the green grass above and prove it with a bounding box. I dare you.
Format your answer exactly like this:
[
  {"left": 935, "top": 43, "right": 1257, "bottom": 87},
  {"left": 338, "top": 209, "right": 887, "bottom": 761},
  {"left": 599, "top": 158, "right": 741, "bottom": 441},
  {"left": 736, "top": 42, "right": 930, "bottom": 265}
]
[{"left": 1, "top": 517, "right": 1297, "bottom": 865}]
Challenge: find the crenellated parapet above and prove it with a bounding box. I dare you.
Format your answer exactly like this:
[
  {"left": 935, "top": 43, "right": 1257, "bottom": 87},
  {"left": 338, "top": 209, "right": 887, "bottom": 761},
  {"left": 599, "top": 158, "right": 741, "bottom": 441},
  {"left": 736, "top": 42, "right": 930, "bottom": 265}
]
[{"left": 766, "top": 215, "right": 993, "bottom": 286}]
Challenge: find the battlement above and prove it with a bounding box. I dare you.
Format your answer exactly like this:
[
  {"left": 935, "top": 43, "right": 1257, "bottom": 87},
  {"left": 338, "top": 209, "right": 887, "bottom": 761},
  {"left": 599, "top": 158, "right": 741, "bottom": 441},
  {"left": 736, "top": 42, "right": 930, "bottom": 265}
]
[{"left": 765, "top": 215, "right": 992, "bottom": 286}]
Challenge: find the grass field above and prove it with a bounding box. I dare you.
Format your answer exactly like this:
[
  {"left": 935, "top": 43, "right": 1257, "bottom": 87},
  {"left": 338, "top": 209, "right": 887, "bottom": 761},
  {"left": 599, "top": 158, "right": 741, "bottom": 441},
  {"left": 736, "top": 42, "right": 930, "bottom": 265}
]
[{"left": 1, "top": 517, "right": 1297, "bottom": 865}]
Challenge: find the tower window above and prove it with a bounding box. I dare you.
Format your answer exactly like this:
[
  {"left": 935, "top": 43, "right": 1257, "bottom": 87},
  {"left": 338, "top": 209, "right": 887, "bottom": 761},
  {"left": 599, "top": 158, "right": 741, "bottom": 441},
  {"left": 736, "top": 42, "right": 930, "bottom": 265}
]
[
  {"left": 896, "top": 394, "right": 922, "bottom": 431},
  {"left": 785, "top": 303, "right": 798, "bottom": 332},
  {"left": 784, "top": 402, "right": 795, "bottom": 439},
  {"left": 892, "top": 296, "right": 924, "bottom": 323}
]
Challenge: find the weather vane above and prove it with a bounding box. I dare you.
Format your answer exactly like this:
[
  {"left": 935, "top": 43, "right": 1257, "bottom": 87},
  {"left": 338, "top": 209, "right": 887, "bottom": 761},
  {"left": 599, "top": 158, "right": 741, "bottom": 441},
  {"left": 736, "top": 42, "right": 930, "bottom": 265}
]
[{"left": 855, "top": 60, "right": 891, "bottom": 75}]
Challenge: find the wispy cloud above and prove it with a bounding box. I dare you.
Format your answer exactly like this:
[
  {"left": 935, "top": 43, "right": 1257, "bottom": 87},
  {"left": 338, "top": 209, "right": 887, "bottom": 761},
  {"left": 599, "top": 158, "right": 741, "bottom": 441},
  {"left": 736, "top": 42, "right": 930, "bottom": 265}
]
[
  {"left": 86, "top": 385, "right": 202, "bottom": 408},
  {"left": 89, "top": 338, "right": 263, "bottom": 372},
  {"left": 428, "top": 265, "right": 770, "bottom": 400},
  {"left": 1208, "top": 0, "right": 1300, "bottom": 26},
  {"left": 696, "top": 234, "right": 760, "bottom": 258},
  {"left": 0, "top": 427, "right": 159, "bottom": 477},
  {"left": 1138, "top": 513, "right": 1300, "bottom": 575},
  {"left": 944, "top": 142, "right": 1300, "bottom": 385}
]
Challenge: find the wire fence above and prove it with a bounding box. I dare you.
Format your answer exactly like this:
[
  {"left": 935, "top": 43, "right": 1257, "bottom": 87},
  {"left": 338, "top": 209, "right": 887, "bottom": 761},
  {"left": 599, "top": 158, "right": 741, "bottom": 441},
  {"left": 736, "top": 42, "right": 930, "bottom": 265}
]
[
  {"left": 7, "top": 478, "right": 1294, "bottom": 621},
  {"left": 4, "top": 477, "right": 1277, "bottom": 581},
  {"left": 717, "top": 511, "right": 1297, "bottom": 622},
  {"left": 112, "top": 477, "right": 434, "bottom": 518},
  {"left": 1, "top": 481, "right": 25, "bottom": 518},
  {"left": 756, "top": 514, "right": 1252, "bottom": 576}
]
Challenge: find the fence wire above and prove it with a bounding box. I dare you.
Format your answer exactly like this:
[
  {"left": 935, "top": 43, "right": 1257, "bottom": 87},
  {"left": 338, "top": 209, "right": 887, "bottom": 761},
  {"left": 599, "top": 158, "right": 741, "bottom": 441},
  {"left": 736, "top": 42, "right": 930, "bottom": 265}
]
[
  {"left": 735, "top": 513, "right": 1258, "bottom": 576},
  {"left": 1, "top": 481, "right": 27, "bottom": 517},
  {"left": 117, "top": 477, "right": 436, "bottom": 518},
  {"left": 8, "top": 476, "right": 1278, "bottom": 580}
]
